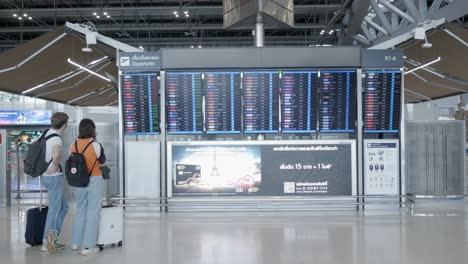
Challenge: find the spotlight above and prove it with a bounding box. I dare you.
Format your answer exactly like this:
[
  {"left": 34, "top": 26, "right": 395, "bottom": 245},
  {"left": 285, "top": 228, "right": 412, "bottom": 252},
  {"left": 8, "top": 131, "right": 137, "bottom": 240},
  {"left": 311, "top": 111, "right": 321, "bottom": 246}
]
[
  {"left": 185, "top": 14, "right": 190, "bottom": 17},
  {"left": 184, "top": 11, "right": 188, "bottom": 15},
  {"left": 173, "top": 11, "right": 178, "bottom": 15},
  {"left": 18, "top": 17, "right": 22, "bottom": 20},
  {"left": 106, "top": 15, "right": 111, "bottom": 18},
  {"left": 93, "top": 12, "right": 97, "bottom": 16},
  {"left": 28, "top": 17, "right": 32, "bottom": 20},
  {"left": 96, "top": 15, "right": 100, "bottom": 19},
  {"left": 13, "top": 14, "right": 17, "bottom": 17},
  {"left": 23, "top": 14, "right": 28, "bottom": 17},
  {"left": 190, "top": 45, "right": 194, "bottom": 48},
  {"left": 103, "top": 12, "right": 108, "bottom": 15},
  {"left": 198, "top": 45, "right": 202, "bottom": 48},
  {"left": 175, "top": 14, "right": 179, "bottom": 18}
]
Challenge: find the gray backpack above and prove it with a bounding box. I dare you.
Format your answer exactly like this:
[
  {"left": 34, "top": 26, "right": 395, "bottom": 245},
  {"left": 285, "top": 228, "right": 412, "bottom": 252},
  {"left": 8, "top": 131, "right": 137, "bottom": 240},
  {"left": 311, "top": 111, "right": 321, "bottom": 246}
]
[{"left": 23, "top": 129, "right": 61, "bottom": 178}]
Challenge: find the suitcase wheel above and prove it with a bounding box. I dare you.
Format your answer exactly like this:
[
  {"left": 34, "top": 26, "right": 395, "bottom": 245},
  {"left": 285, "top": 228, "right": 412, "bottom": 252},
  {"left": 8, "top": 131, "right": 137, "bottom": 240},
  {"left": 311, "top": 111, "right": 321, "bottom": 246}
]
[
  {"left": 118, "top": 241, "right": 123, "bottom": 247},
  {"left": 98, "top": 244, "right": 104, "bottom": 251}
]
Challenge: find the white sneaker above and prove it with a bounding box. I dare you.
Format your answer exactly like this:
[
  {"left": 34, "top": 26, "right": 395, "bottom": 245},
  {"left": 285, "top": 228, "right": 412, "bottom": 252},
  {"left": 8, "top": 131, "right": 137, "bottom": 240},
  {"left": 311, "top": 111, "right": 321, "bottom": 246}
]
[
  {"left": 71, "top": 244, "right": 79, "bottom": 251},
  {"left": 81, "top": 247, "right": 100, "bottom": 256},
  {"left": 41, "top": 244, "right": 48, "bottom": 252}
]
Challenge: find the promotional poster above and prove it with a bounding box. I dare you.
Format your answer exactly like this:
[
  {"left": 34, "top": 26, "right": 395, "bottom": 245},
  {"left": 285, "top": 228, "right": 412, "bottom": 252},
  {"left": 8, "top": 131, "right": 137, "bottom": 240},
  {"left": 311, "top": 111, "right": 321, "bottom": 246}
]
[
  {"left": 171, "top": 142, "right": 353, "bottom": 196},
  {"left": 0, "top": 110, "right": 52, "bottom": 125},
  {"left": 364, "top": 140, "right": 400, "bottom": 195}
]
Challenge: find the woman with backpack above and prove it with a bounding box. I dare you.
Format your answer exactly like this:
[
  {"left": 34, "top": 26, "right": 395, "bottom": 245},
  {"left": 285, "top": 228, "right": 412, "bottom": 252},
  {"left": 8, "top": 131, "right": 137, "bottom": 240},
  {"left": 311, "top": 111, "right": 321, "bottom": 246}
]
[{"left": 69, "top": 118, "right": 106, "bottom": 255}]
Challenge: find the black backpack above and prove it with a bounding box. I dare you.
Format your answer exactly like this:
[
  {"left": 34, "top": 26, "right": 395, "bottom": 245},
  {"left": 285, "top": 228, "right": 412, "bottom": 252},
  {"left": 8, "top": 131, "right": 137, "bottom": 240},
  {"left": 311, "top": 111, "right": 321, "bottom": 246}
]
[
  {"left": 65, "top": 140, "right": 98, "bottom": 188},
  {"left": 23, "top": 129, "right": 61, "bottom": 178}
]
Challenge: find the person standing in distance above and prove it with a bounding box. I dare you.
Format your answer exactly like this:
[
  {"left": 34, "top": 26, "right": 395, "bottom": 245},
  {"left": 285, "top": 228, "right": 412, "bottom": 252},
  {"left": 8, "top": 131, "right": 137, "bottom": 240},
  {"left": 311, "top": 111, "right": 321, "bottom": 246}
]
[
  {"left": 70, "top": 118, "right": 106, "bottom": 256},
  {"left": 41, "top": 112, "right": 69, "bottom": 253}
]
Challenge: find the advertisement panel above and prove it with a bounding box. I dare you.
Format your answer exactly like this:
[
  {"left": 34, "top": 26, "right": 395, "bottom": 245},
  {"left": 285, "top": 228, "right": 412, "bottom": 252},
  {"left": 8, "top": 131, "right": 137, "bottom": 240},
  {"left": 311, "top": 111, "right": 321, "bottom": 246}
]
[
  {"left": 168, "top": 140, "right": 356, "bottom": 196},
  {"left": 0, "top": 110, "right": 52, "bottom": 126}
]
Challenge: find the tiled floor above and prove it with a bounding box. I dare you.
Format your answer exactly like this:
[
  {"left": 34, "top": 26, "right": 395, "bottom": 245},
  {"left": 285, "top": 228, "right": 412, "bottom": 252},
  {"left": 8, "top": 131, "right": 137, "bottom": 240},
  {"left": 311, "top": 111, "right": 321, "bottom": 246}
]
[{"left": 0, "top": 200, "right": 467, "bottom": 264}]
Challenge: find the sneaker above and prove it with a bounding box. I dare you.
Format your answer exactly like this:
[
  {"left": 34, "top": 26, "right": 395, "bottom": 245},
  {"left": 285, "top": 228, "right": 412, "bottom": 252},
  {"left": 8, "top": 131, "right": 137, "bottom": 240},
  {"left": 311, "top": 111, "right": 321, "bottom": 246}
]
[
  {"left": 46, "top": 231, "right": 57, "bottom": 254},
  {"left": 54, "top": 242, "right": 66, "bottom": 251},
  {"left": 41, "top": 244, "right": 48, "bottom": 252},
  {"left": 71, "top": 244, "right": 79, "bottom": 251},
  {"left": 81, "top": 247, "right": 100, "bottom": 256}
]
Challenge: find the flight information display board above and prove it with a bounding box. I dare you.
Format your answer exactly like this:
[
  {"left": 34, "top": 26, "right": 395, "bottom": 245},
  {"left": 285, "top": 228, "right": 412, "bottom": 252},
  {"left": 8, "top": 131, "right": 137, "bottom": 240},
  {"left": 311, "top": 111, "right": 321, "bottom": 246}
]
[
  {"left": 281, "top": 71, "right": 319, "bottom": 133},
  {"left": 363, "top": 70, "right": 401, "bottom": 133},
  {"left": 319, "top": 70, "right": 357, "bottom": 133},
  {"left": 122, "top": 72, "right": 160, "bottom": 135},
  {"left": 166, "top": 72, "right": 203, "bottom": 134},
  {"left": 204, "top": 72, "right": 242, "bottom": 134},
  {"left": 243, "top": 71, "right": 280, "bottom": 133}
]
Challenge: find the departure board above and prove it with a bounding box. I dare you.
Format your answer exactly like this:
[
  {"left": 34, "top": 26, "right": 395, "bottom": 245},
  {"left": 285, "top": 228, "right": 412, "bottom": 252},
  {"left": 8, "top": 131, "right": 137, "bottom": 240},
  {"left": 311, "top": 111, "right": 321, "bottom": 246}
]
[
  {"left": 319, "top": 70, "right": 357, "bottom": 133},
  {"left": 243, "top": 71, "right": 280, "bottom": 133},
  {"left": 166, "top": 72, "right": 203, "bottom": 134},
  {"left": 122, "top": 72, "right": 160, "bottom": 135},
  {"left": 204, "top": 72, "right": 242, "bottom": 134},
  {"left": 363, "top": 70, "right": 401, "bottom": 133},
  {"left": 281, "top": 71, "right": 319, "bottom": 133}
]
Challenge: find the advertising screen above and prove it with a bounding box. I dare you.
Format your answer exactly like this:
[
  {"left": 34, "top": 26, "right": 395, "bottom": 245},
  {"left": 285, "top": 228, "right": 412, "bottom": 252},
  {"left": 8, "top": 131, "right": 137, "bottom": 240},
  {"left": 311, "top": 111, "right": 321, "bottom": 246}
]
[{"left": 0, "top": 110, "right": 52, "bottom": 126}]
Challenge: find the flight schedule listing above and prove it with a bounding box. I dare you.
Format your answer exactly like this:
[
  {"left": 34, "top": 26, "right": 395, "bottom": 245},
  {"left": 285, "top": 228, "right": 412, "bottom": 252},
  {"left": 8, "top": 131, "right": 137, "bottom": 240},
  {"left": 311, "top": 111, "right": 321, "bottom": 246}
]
[
  {"left": 122, "top": 73, "right": 160, "bottom": 135},
  {"left": 166, "top": 72, "right": 203, "bottom": 134},
  {"left": 204, "top": 72, "right": 242, "bottom": 133},
  {"left": 243, "top": 71, "right": 280, "bottom": 133},
  {"left": 319, "top": 70, "right": 357, "bottom": 133},
  {"left": 281, "top": 71, "right": 319, "bottom": 133},
  {"left": 364, "top": 70, "right": 401, "bottom": 133}
]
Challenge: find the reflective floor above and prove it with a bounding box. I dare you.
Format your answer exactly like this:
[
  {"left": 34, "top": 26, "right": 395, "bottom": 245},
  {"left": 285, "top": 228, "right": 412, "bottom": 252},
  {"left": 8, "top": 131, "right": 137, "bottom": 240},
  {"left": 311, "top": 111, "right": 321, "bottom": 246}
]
[{"left": 1, "top": 201, "right": 468, "bottom": 264}]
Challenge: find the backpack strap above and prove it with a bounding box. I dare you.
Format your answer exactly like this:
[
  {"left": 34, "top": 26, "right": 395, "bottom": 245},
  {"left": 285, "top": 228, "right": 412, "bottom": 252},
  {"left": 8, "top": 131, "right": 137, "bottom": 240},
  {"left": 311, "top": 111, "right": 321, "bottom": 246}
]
[
  {"left": 38, "top": 129, "right": 50, "bottom": 141},
  {"left": 74, "top": 140, "right": 99, "bottom": 176}
]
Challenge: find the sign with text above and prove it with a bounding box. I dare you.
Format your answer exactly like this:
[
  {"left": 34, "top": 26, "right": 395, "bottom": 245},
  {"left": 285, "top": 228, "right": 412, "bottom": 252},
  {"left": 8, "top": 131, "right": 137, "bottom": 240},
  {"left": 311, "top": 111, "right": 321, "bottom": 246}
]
[
  {"left": 364, "top": 139, "right": 400, "bottom": 195},
  {"left": 168, "top": 141, "right": 356, "bottom": 196},
  {"left": 361, "top": 49, "right": 403, "bottom": 68},
  {"left": 118, "top": 52, "right": 161, "bottom": 71}
]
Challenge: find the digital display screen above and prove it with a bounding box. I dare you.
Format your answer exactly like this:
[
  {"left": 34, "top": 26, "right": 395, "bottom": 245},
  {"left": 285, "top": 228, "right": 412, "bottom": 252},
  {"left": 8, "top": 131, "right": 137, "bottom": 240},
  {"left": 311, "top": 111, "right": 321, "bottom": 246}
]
[
  {"left": 319, "top": 70, "right": 357, "bottom": 133},
  {"left": 364, "top": 70, "right": 401, "bottom": 133},
  {"left": 166, "top": 72, "right": 203, "bottom": 134},
  {"left": 281, "top": 71, "right": 319, "bottom": 133},
  {"left": 0, "top": 110, "right": 52, "bottom": 126},
  {"left": 204, "top": 72, "right": 242, "bottom": 134},
  {"left": 122, "top": 72, "right": 160, "bottom": 135},
  {"left": 243, "top": 71, "right": 280, "bottom": 133}
]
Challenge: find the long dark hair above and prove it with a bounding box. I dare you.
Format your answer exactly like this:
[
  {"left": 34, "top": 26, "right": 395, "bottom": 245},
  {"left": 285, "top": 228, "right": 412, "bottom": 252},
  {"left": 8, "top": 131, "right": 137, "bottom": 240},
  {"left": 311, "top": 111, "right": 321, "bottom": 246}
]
[{"left": 78, "top": 118, "right": 96, "bottom": 139}]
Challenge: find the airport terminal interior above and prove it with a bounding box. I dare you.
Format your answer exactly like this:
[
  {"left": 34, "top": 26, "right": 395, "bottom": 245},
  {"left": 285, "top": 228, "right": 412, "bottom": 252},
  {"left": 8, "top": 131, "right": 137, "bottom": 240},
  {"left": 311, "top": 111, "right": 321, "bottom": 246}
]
[{"left": 0, "top": 0, "right": 468, "bottom": 263}]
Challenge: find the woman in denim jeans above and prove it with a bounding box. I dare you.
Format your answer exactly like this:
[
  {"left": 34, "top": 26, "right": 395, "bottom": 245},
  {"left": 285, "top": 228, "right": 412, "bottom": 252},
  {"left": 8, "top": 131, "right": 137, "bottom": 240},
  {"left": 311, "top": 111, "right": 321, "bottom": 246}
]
[{"left": 70, "top": 118, "right": 106, "bottom": 256}]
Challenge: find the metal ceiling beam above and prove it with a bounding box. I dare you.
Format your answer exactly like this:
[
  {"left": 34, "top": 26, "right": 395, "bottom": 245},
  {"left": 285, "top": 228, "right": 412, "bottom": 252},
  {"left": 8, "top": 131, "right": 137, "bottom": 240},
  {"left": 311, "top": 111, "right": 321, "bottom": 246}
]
[
  {"left": 0, "top": 4, "right": 341, "bottom": 17},
  {"left": 346, "top": 0, "right": 371, "bottom": 35},
  {"left": 0, "top": 23, "right": 328, "bottom": 33},
  {"left": 369, "top": 0, "right": 468, "bottom": 49}
]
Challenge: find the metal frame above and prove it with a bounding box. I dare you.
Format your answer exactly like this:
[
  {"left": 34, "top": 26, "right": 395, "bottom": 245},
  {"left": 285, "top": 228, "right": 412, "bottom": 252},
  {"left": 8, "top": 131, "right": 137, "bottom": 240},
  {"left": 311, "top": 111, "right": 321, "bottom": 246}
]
[{"left": 344, "top": 0, "right": 468, "bottom": 49}]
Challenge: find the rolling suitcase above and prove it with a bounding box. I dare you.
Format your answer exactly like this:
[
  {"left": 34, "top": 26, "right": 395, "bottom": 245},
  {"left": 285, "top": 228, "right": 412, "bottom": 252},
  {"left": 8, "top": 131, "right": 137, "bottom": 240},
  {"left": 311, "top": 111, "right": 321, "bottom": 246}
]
[
  {"left": 25, "top": 176, "right": 48, "bottom": 246},
  {"left": 97, "top": 175, "right": 123, "bottom": 250}
]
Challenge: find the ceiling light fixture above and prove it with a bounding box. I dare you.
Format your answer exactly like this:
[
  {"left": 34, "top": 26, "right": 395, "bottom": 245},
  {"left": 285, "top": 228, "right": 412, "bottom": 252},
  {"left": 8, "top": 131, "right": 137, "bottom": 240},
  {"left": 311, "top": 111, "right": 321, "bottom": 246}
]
[
  {"left": 23, "top": 14, "right": 28, "bottom": 17},
  {"left": 18, "top": 17, "right": 22, "bottom": 20},
  {"left": 184, "top": 11, "right": 188, "bottom": 15},
  {"left": 96, "top": 15, "right": 101, "bottom": 19},
  {"left": 67, "top": 58, "right": 111, "bottom": 82},
  {"left": 404, "top": 56, "right": 441, "bottom": 75},
  {"left": 175, "top": 14, "right": 180, "bottom": 18},
  {"left": 173, "top": 11, "right": 178, "bottom": 15},
  {"left": 103, "top": 12, "right": 108, "bottom": 15},
  {"left": 28, "top": 17, "right": 32, "bottom": 20},
  {"left": 198, "top": 45, "right": 202, "bottom": 48},
  {"left": 13, "top": 14, "right": 17, "bottom": 17},
  {"left": 93, "top": 12, "right": 97, "bottom": 16}
]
